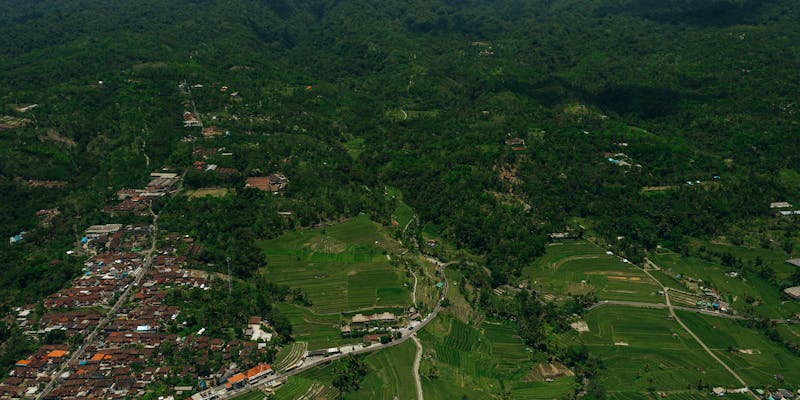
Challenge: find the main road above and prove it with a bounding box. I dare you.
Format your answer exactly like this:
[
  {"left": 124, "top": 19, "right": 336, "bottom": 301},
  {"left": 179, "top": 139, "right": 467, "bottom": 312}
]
[{"left": 199, "top": 257, "right": 450, "bottom": 400}]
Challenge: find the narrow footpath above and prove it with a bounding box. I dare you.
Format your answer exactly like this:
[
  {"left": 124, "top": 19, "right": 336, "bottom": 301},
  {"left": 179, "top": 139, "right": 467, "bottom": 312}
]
[{"left": 411, "top": 335, "right": 424, "bottom": 400}]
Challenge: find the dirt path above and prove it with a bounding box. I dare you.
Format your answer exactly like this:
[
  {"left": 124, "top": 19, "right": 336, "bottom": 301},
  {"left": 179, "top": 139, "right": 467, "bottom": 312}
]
[
  {"left": 412, "top": 335, "right": 424, "bottom": 400},
  {"left": 410, "top": 269, "right": 418, "bottom": 307}
]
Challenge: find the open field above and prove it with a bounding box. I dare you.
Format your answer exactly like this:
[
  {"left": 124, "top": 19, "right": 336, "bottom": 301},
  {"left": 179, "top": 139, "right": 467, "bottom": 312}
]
[
  {"left": 271, "top": 376, "right": 335, "bottom": 400},
  {"left": 258, "top": 214, "right": 410, "bottom": 314},
  {"left": 651, "top": 253, "right": 800, "bottom": 318},
  {"left": 279, "top": 342, "right": 416, "bottom": 400},
  {"left": 386, "top": 186, "right": 415, "bottom": 243},
  {"left": 230, "top": 391, "right": 269, "bottom": 400},
  {"left": 345, "top": 340, "right": 418, "bottom": 400},
  {"left": 343, "top": 137, "right": 365, "bottom": 160},
  {"left": 525, "top": 240, "right": 662, "bottom": 303},
  {"left": 676, "top": 310, "right": 800, "bottom": 387},
  {"left": 186, "top": 187, "right": 230, "bottom": 198},
  {"left": 689, "top": 239, "right": 798, "bottom": 280},
  {"left": 581, "top": 306, "right": 740, "bottom": 396},
  {"left": 415, "top": 314, "right": 568, "bottom": 400}
]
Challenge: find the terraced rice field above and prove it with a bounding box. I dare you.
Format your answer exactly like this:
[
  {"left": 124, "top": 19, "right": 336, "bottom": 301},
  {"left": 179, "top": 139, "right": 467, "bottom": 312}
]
[
  {"left": 346, "top": 340, "right": 418, "bottom": 400},
  {"left": 271, "top": 377, "right": 315, "bottom": 400},
  {"left": 413, "top": 315, "right": 558, "bottom": 400},
  {"left": 274, "top": 342, "right": 308, "bottom": 372},
  {"left": 581, "top": 306, "right": 740, "bottom": 396},
  {"left": 676, "top": 311, "right": 800, "bottom": 387},
  {"left": 258, "top": 214, "right": 410, "bottom": 314},
  {"left": 525, "top": 240, "right": 662, "bottom": 303},
  {"left": 276, "top": 303, "right": 361, "bottom": 348}
]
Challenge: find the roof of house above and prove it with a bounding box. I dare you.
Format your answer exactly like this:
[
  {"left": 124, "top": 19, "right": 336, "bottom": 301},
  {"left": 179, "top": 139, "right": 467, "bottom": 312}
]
[
  {"left": 47, "top": 350, "right": 67, "bottom": 358},
  {"left": 785, "top": 286, "right": 800, "bottom": 299},
  {"left": 786, "top": 259, "right": 800, "bottom": 267},
  {"left": 245, "top": 177, "right": 271, "bottom": 191},
  {"left": 227, "top": 373, "right": 246, "bottom": 384},
  {"left": 245, "top": 364, "right": 272, "bottom": 379}
]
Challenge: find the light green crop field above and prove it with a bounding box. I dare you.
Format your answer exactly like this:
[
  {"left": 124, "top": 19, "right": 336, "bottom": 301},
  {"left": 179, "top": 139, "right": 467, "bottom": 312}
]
[
  {"left": 386, "top": 186, "right": 415, "bottom": 230},
  {"left": 345, "top": 340, "right": 418, "bottom": 400},
  {"left": 277, "top": 303, "right": 364, "bottom": 349},
  {"left": 271, "top": 377, "right": 316, "bottom": 400},
  {"left": 230, "top": 391, "right": 269, "bottom": 400},
  {"left": 676, "top": 311, "right": 800, "bottom": 387},
  {"left": 651, "top": 253, "right": 800, "bottom": 319},
  {"left": 689, "top": 239, "right": 797, "bottom": 279},
  {"left": 186, "top": 187, "right": 230, "bottom": 198},
  {"left": 258, "top": 214, "right": 410, "bottom": 314},
  {"left": 525, "top": 240, "right": 662, "bottom": 303},
  {"left": 343, "top": 137, "right": 365, "bottom": 160},
  {"left": 581, "top": 306, "right": 739, "bottom": 396},
  {"left": 277, "top": 342, "right": 416, "bottom": 400}
]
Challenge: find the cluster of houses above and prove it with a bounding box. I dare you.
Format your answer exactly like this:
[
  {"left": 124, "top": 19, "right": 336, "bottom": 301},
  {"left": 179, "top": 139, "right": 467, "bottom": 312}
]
[
  {"left": 105, "top": 173, "right": 180, "bottom": 216},
  {"left": 338, "top": 311, "right": 419, "bottom": 339},
  {"left": 0, "top": 346, "right": 70, "bottom": 398},
  {"left": 183, "top": 111, "right": 202, "bottom": 128},
  {"left": 667, "top": 272, "right": 733, "bottom": 313},
  {"left": 43, "top": 250, "right": 143, "bottom": 309},
  {"left": 4, "top": 228, "right": 281, "bottom": 399},
  {"left": 771, "top": 202, "right": 800, "bottom": 217}
]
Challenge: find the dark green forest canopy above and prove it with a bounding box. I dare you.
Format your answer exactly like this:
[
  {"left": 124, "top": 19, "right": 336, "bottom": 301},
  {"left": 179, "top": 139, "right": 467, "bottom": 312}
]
[{"left": 1, "top": 0, "right": 799, "bottom": 302}]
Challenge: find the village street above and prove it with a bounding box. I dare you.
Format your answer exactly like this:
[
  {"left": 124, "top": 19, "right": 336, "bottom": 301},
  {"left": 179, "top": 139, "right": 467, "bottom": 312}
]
[{"left": 35, "top": 209, "right": 161, "bottom": 400}]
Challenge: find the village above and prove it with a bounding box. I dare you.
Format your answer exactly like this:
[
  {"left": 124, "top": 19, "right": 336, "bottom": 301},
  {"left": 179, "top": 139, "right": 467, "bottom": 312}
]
[{"left": 0, "top": 169, "right": 286, "bottom": 400}]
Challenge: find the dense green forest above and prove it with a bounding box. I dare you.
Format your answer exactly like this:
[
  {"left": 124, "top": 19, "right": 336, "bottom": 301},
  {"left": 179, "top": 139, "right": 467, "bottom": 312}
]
[{"left": 1, "top": 0, "right": 800, "bottom": 390}]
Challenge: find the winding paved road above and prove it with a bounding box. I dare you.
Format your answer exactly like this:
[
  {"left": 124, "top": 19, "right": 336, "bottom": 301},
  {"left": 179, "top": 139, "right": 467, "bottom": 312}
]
[{"left": 200, "top": 257, "right": 450, "bottom": 400}]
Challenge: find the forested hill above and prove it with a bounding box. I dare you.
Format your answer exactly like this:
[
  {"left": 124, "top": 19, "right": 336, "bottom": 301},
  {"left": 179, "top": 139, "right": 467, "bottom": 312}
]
[{"left": 2, "top": 0, "right": 800, "bottom": 301}]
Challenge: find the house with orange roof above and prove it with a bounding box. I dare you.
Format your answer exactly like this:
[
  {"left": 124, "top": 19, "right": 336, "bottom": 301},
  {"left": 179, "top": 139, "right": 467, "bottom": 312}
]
[
  {"left": 245, "top": 363, "right": 273, "bottom": 383},
  {"left": 47, "top": 350, "right": 67, "bottom": 359},
  {"left": 226, "top": 372, "right": 247, "bottom": 390}
]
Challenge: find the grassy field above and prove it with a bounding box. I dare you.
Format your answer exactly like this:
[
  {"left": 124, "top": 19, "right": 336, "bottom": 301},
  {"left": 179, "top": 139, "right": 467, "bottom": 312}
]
[
  {"left": 186, "top": 187, "right": 230, "bottom": 198},
  {"left": 676, "top": 311, "right": 800, "bottom": 387},
  {"left": 524, "top": 240, "right": 662, "bottom": 303},
  {"left": 689, "top": 239, "right": 798, "bottom": 280},
  {"left": 230, "top": 391, "right": 269, "bottom": 400},
  {"left": 581, "top": 306, "right": 740, "bottom": 396},
  {"left": 386, "top": 186, "right": 415, "bottom": 232},
  {"left": 414, "top": 313, "right": 571, "bottom": 400},
  {"left": 343, "top": 137, "right": 365, "bottom": 160},
  {"left": 650, "top": 252, "right": 800, "bottom": 319},
  {"left": 258, "top": 214, "right": 410, "bottom": 315},
  {"left": 345, "top": 340, "right": 418, "bottom": 400}
]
